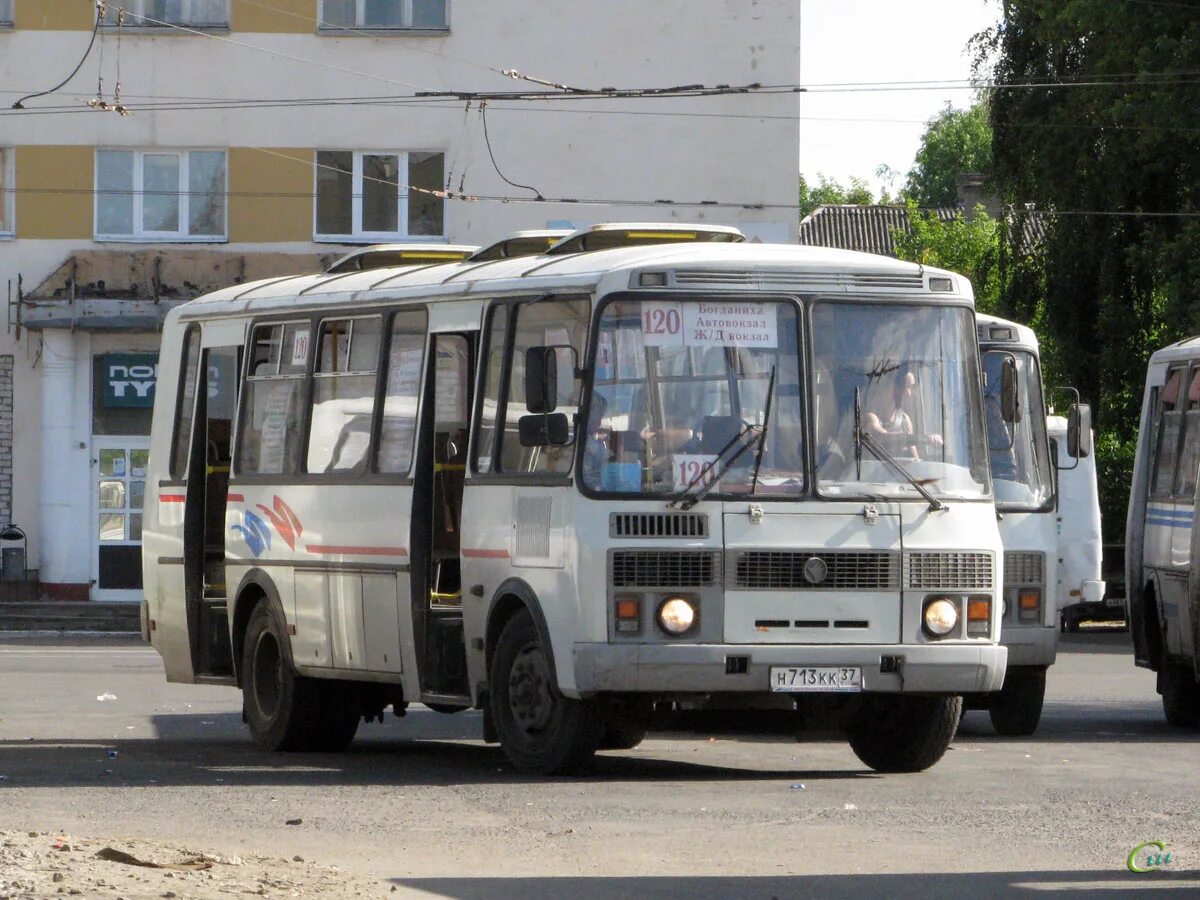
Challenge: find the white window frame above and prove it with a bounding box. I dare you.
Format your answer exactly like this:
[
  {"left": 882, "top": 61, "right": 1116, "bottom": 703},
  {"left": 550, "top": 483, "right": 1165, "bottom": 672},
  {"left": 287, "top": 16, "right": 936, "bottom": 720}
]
[
  {"left": 103, "top": 0, "right": 230, "bottom": 28},
  {"left": 0, "top": 147, "right": 14, "bottom": 238},
  {"left": 318, "top": 0, "right": 449, "bottom": 32},
  {"left": 94, "top": 149, "right": 228, "bottom": 243},
  {"left": 314, "top": 149, "right": 444, "bottom": 243}
]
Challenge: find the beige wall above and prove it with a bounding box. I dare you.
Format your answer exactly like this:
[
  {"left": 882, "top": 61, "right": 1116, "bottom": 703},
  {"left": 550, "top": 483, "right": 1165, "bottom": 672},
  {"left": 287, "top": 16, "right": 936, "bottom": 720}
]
[
  {"left": 14, "top": 146, "right": 92, "bottom": 240},
  {"left": 231, "top": 0, "right": 315, "bottom": 34},
  {"left": 15, "top": 1, "right": 95, "bottom": 30},
  {"left": 228, "top": 147, "right": 314, "bottom": 243}
]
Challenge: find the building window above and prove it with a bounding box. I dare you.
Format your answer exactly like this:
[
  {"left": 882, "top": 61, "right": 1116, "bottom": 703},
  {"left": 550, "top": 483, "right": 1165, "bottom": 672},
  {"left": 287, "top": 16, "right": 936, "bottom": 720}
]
[
  {"left": 95, "top": 149, "right": 226, "bottom": 241},
  {"left": 105, "top": 0, "right": 230, "bottom": 28},
  {"left": 315, "top": 150, "right": 444, "bottom": 242},
  {"left": 0, "top": 1, "right": 13, "bottom": 27},
  {"left": 320, "top": 0, "right": 447, "bottom": 31},
  {"left": 0, "top": 148, "right": 12, "bottom": 237}
]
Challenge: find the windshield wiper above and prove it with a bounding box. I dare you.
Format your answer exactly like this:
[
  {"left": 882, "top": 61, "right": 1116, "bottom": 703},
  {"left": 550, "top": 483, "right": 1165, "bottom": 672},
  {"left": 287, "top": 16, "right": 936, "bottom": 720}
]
[
  {"left": 853, "top": 388, "right": 947, "bottom": 512},
  {"left": 749, "top": 366, "right": 778, "bottom": 493}
]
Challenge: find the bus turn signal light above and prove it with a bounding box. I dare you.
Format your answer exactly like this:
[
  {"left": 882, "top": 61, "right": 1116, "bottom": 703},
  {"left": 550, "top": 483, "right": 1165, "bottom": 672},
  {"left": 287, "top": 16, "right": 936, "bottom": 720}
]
[
  {"left": 615, "top": 597, "right": 640, "bottom": 633},
  {"left": 967, "top": 597, "right": 991, "bottom": 636},
  {"left": 1018, "top": 589, "right": 1041, "bottom": 623}
]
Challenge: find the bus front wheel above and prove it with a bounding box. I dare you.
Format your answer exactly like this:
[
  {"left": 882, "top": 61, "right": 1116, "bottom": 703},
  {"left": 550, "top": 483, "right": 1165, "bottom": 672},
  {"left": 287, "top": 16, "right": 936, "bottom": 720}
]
[
  {"left": 488, "top": 609, "right": 603, "bottom": 774},
  {"left": 988, "top": 667, "right": 1046, "bottom": 736},
  {"left": 241, "top": 602, "right": 359, "bottom": 752},
  {"left": 846, "top": 694, "right": 961, "bottom": 773}
]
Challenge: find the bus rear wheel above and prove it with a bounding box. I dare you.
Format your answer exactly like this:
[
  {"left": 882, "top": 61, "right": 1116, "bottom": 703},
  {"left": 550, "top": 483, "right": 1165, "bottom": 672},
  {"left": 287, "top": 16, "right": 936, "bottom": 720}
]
[
  {"left": 489, "top": 609, "right": 603, "bottom": 774},
  {"left": 988, "top": 667, "right": 1046, "bottom": 736},
  {"left": 241, "top": 602, "right": 359, "bottom": 752},
  {"left": 1160, "top": 664, "right": 1200, "bottom": 727},
  {"left": 846, "top": 694, "right": 961, "bottom": 773}
]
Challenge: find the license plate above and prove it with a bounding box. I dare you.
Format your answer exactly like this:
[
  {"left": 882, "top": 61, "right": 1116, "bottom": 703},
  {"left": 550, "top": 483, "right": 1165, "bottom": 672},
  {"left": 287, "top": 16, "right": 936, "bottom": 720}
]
[{"left": 769, "top": 666, "right": 863, "bottom": 693}]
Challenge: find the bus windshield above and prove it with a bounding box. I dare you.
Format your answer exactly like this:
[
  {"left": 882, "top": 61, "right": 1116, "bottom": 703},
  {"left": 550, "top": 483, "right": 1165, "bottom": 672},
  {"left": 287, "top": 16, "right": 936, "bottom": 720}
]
[
  {"left": 983, "top": 349, "right": 1053, "bottom": 509},
  {"left": 582, "top": 297, "right": 805, "bottom": 497},
  {"left": 812, "top": 301, "right": 989, "bottom": 500}
]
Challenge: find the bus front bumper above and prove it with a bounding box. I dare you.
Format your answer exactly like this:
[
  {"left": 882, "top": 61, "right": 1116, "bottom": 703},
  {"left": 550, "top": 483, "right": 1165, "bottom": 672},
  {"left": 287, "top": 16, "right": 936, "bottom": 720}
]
[
  {"left": 1000, "top": 622, "right": 1057, "bottom": 668},
  {"left": 572, "top": 642, "right": 1007, "bottom": 696}
]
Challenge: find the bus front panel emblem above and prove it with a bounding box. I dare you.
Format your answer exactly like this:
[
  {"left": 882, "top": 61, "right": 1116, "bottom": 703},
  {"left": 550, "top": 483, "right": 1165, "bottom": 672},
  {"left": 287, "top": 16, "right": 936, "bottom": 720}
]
[{"left": 803, "top": 557, "right": 828, "bottom": 585}]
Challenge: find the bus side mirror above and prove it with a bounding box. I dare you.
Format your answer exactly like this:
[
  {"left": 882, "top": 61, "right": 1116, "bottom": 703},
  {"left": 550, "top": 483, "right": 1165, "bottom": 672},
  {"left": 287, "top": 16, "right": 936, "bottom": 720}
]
[
  {"left": 524, "top": 346, "right": 558, "bottom": 414},
  {"left": 519, "top": 412, "right": 570, "bottom": 447},
  {"left": 1000, "top": 355, "right": 1022, "bottom": 423},
  {"left": 1068, "top": 403, "right": 1092, "bottom": 458}
]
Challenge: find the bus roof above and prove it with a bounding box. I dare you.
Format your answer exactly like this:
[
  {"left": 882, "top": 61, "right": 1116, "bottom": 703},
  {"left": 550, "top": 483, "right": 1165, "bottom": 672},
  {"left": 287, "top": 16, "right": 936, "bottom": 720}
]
[
  {"left": 181, "top": 242, "right": 974, "bottom": 318},
  {"left": 976, "top": 313, "right": 1039, "bottom": 351},
  {"left": 1147, "top": 335, "right": 1200, "bottom": 366}
]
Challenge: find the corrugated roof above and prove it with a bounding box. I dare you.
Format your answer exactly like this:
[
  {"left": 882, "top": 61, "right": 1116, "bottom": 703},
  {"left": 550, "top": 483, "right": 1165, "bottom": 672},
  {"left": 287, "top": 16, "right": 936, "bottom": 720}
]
[{"left": 797, "top": 205, "right": 958, "bottom": 258}]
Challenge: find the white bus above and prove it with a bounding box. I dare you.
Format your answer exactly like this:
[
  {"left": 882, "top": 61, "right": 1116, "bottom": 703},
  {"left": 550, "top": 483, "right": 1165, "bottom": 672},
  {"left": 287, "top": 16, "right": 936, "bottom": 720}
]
[
  {"left": 142, "top": 242, "right": 1008, "bottom": 774},
  {"left": 1127, "top": 338, "right": 1200, "bottom": 727},
  {"left": 969, "top": 315, "right": 1096, "bottom": 734},
  {"left": 1047, "top": 415, "right": 1107, "bottom": 630}
]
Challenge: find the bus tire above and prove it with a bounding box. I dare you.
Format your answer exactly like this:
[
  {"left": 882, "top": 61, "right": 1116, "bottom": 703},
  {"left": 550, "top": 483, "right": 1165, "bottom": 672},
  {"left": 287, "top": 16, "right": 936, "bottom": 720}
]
[
  {"left": 599, "top": 718, "right": 649, "bottom": 751},
  {"left": 1160, "top": 664, "right": 1200, "bottom": 728},
  {"left": 846, "top": 694, "right": 961, "bottom": 773},
  {"left": 489, "top": 609, "right": 602, "bottom": 774},
  {"left": 241, "top": 602, "right": 358, "bottom": 752},
  {"left": 988, "top": 667, "right": 1046, "bottom": 736}
]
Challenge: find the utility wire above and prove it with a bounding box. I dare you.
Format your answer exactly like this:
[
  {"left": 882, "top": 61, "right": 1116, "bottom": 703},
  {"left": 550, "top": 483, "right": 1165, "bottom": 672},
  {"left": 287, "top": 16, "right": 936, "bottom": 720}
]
[
  {"left": 479, "top": 101, "right": 543, "bottom": 200},
  {"left": 11, "top": 2, "right": 104, "bottom": 109}
]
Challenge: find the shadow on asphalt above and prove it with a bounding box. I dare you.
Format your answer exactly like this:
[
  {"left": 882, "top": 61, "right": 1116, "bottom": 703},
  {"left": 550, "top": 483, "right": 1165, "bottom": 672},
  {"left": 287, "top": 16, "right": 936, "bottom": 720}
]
[
  {"left": 0, "top": 709, "right": 878, "bottom": 788},
  {"left": 388, "top": 871, "right": 1200, "bottom": 899}
]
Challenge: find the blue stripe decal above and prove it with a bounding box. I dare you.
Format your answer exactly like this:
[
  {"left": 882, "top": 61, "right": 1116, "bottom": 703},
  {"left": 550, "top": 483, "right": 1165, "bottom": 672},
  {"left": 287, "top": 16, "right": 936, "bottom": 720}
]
[{"left": 1146, "top": 518, "right": 1183, "bottom": 528}]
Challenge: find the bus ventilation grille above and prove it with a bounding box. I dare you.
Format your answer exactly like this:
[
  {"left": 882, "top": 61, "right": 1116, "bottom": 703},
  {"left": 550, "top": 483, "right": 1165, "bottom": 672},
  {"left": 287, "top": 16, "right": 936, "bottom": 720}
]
[
  {"left": 610, "top": 550, "right": 719, "bottom": 588},
  {"left": 609, "top": 513, "right": 709, "bottom": 539},
  {"left": 905, "top": 552, "right": 993, "bottom": 590},
  {"left": 1003, "top": 551, "right": 1045, "bottom": 586},
  {"left": 728, "top": 550, "right": 900, "bottom": 591}
]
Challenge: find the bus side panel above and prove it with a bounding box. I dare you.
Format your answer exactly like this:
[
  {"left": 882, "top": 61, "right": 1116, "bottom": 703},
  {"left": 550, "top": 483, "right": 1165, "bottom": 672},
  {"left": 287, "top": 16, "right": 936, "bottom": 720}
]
[
  {"left": 1128, "top": 363, "right": 1162, "bottom": 668},
  {"left": 460, "top": 483, "right": 515, "bottom": 700},
  {"left": 144, "top": 319, "right": 195, "bottom": 683}
]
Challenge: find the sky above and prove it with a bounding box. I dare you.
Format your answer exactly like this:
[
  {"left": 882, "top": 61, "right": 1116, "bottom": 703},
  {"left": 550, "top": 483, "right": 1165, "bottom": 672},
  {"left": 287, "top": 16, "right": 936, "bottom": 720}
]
[{"left": 799, "top": 0, "right": 999, "bottom": 198}]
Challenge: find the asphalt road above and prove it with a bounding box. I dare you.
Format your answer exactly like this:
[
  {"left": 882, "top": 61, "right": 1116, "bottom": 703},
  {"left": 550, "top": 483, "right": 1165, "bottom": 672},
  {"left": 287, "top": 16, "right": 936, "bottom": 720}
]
[{"left": 1, "top": 629, "right": 1197, "bottom": 898}]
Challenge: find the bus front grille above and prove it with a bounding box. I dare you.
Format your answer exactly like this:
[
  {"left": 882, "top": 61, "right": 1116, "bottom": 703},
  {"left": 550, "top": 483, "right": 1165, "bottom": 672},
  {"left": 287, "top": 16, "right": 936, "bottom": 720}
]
[
  {"left": 610, "top": 550, "right": 720, "bottom": 588},
  {"left": 906, "top": 552, "right": 994, "bottom": 590},
  {"left": 1003, "top": 551, "right": 1045, "bottom": 586},
  {"left": 727, "top": 550, "right": 900, "bottom": 591}
]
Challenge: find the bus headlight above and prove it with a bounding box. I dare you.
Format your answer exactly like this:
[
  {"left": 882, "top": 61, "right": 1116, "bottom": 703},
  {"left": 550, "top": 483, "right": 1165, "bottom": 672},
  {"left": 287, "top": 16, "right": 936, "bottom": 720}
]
[
  {"left": 1017, "top": 589, "right": 1041, "bottom": 623},
  {"left": 658, "top": 596, "right": 698, "bottom": 636},
  {"left": 923, "top": 597, "right": 959, "bottom": 637}
]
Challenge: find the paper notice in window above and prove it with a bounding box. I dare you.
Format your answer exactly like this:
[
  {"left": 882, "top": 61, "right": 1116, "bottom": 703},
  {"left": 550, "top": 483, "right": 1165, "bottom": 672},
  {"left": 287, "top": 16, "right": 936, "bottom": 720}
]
[
  {"left": 672, "top": 454, "right": 720, "bottom": 492},
  {"left": 683, "top": 301, "right": 777, "bottom": 349},
  {"left": 641, "top": 301, "right": 684, "bottom": 347},
  {"left": 291, "top": 329, "right": 311, "bottom": 366}
]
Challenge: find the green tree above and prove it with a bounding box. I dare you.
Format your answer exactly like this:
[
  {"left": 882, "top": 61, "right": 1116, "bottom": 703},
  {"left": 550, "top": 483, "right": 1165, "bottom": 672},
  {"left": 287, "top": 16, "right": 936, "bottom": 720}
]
[
  {"left": 798, "top": 173, "right": 875, "bottom": 219},
  {"left": 891, "top": 200, "right": 1003, "bottom": 313},
  {"left": 904, "top": 100, "right": 994, "bottom": 206},
  {"left": 975, "top": 1, "right": 1200, "bottom": 540}
]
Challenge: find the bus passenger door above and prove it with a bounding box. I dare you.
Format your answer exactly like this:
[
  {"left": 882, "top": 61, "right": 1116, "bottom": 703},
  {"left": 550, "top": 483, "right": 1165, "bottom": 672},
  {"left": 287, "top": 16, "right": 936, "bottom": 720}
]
[
  {"left": 411, "top": 332, "right": 474, "bottom": 700},
  {"left": 182, "top": 329, "right": 243, "bottom": 680}
]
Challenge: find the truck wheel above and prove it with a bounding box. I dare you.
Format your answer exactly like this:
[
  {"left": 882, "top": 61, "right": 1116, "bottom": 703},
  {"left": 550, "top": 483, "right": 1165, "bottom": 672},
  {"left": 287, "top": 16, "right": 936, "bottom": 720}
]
[
  {"left": 988, "top": 667, "right": 1046, "bottom": 736},
  {"left": 599, "top": 718, "right": 649, "bottom": 751},
  {"left": 242, "top": 602, "right": 358, "bottom": 752},
  {"left": 489, "top": 609, "right": 603, "bottom": 774},
  {"left": 1160, "top": 664, "right": 1200, "bottom": 727},
  {"left": 846, "top": 694, "right": 961, "bottom": 773}
]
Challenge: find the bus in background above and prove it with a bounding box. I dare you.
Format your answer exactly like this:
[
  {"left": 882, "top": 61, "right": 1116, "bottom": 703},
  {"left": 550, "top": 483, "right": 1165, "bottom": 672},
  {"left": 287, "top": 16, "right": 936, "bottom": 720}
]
[
  {"left": 143, "top": 240, "right": 1008, "bottom": 775},
  {"left": 969, "top": 315, "right": 1095, "bottom": 735},
  {"left": 1048, "top": 415, "right": 1109, "bottom": 632},
  {"left": 1127, "top": 338, "right": 1200, "bottom": 727}
]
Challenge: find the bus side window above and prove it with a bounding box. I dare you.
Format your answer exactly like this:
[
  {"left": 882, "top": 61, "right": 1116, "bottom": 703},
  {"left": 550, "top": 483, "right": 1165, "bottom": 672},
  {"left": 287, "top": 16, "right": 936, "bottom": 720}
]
[
  {"left": 499, "top": 297, "right": 590, "bottom": 475},
  {"left": 306, "top": 316, "right": 381, "bottom": 475},
  {"left": 236, "top": 322, "right": 309, "bottom": 476},
  {"left": 1150, "top": 366, "right": 1184, "bottom": 498},
  {"left": 376, "top": 309, "right": 428, "bottom": 475},
  {"left": 473, "top": 303, "right": 509, "bottom": 474},
  {"left": 171, "top": 325, "right": 202, "bottom": 479},
  {"left": 1172, "top": 364, "right": 1200, "bottom": 500}
]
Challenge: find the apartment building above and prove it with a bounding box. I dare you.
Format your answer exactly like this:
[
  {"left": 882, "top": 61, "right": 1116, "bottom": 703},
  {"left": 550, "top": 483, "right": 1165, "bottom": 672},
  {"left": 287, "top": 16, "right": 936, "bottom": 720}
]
[{"left": 0, "top": 0, "right": 799, "bottom": 602}]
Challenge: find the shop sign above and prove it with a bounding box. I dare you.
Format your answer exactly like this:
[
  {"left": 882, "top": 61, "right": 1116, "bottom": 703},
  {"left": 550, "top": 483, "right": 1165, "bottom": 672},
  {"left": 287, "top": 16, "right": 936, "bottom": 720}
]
[{"left": 102, "top": 354, "right": 159, "bottom": 408}]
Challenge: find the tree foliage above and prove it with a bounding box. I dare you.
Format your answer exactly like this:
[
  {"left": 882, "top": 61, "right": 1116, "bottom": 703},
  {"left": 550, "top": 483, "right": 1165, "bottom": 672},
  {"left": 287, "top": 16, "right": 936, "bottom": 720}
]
[
  {"left": 975, "top": 1, "right": 1200, "bottom": 541},
  {"left": 892, "top": 200, "right": 1003, "bottom": 313},
  {"left": 798, "top": 173, "right": 875, "bottom": 219},
  {"left": 903, "top": 101, "right": 994, "bottom": 206}
]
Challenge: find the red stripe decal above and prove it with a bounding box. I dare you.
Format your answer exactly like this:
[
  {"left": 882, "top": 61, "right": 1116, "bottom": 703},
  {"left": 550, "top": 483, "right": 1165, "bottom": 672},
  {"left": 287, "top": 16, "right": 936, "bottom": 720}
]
[
  {"left": 463, "top": 548, "right": 510, "bottom": 559},
  {"left": 160, "top": 494, "right": 186, "bottom": 503},
  {"left": 306, "top": 545, "right": 408, "bottom": 557},
  {"left": 227, "top": 494, "right": 245, "bottom": 503}
]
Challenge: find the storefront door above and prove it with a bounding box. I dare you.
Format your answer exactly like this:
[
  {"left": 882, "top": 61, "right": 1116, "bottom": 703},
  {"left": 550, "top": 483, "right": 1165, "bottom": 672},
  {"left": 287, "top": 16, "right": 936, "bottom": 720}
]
[{"left": 94, "top": 438, "right": 150, "bottom": 602}]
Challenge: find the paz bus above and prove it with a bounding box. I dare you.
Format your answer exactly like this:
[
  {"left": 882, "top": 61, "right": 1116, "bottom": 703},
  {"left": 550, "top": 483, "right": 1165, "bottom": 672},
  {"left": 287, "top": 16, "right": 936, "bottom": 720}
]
[
  {"left": 968, "top": 314, "right": 1097, "bottom": 735},
  {"left": 1127, "top": 338, "right": 1200, "bottom": 727},
  {"left": 142, "top": 240, "right": 1008, "bottom": 774}
]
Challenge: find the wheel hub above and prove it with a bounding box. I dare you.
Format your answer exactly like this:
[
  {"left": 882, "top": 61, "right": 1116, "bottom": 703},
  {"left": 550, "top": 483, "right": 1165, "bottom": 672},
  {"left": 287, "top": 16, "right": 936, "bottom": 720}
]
[
  {"left": 508, "top": 643, "right": 554, "bottom": 733},
  {"left": 252, "top": 630, "right": 283, "bottom": 720}
]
